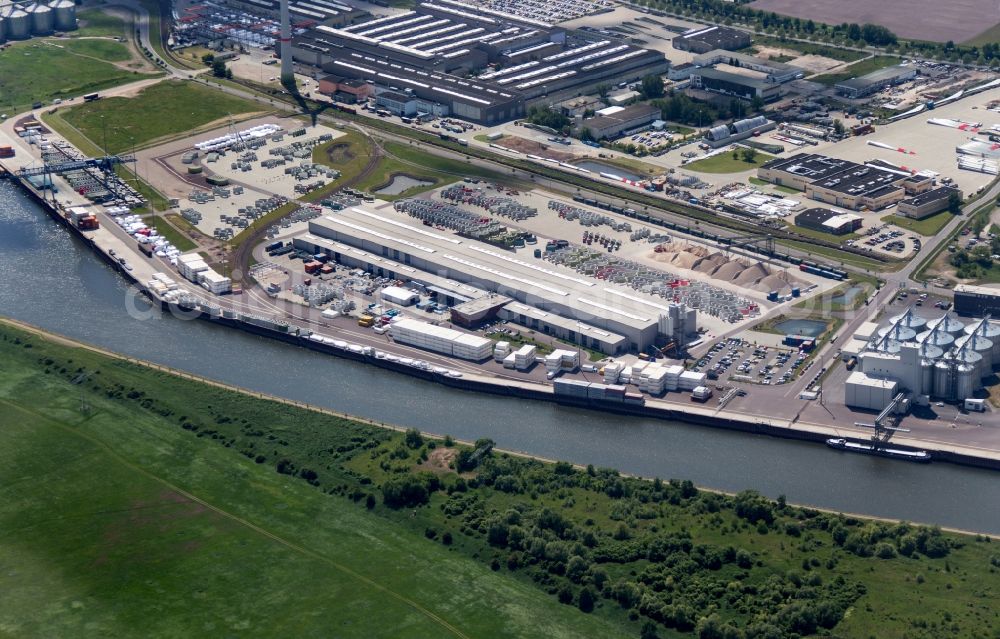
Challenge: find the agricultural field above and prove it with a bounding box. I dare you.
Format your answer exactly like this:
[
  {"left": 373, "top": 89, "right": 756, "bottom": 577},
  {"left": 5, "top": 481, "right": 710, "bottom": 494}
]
[
  {"left": 0, "top": 40, "right": 159, "bottom": 114},
  {"left": 2, "top": 321, "right": 999, "bottom": 639},
  {"left": 56, "top": 80, "right": 266, "bottom": 153},
  {"left": 749, "top": 0, "right": 997, "bottom": 43},
  {"left": 0, "top": 323, "right": 627, "bottom": 639},
  {"left": 811, "top": 56, "right": 901, "bottom": 86}
]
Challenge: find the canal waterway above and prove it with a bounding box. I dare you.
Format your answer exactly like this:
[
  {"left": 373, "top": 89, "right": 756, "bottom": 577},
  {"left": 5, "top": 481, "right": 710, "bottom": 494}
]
[{"left": 2, "top": 181, "right": 998, "bottom": 534}]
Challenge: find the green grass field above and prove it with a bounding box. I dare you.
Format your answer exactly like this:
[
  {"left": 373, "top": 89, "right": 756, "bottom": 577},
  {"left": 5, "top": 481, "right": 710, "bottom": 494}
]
[
  {"left": 147, "top": 214, "right": 197, "bottom": 251},
  {"left": 0, "top": 323, "right": 629, "bottom": 639},
  {"left": 685, "top": 151, "right": 776, "bottom": 174},
  {"left": 73, "top": 9, "right": 130, "bottom": 38},
  {"left": 811, "top": 56, "right": 902, "bottom": 86},
  {"left": 0, "top": 40, "right": 158, "bottom": 114},
  {"left": 4, "top": 321, "right": 1000, "bottom": 638},
  {"left": 56, "top": 38, "right": 133, "bottom": 62},
  {"left": 748, "top": 36, "right": 866, "bottom": 62},
  {"left": 57, "top": 80, "right": 265, "bottom": 153},
  {"left": 882, "top": 211, "right": 955, "bottom": 236}
]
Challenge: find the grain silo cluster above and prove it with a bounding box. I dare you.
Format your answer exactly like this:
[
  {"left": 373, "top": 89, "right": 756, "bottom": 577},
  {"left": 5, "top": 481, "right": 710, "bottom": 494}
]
[{"left": 0, "top": 0, "right": 76, "bottom": 42}]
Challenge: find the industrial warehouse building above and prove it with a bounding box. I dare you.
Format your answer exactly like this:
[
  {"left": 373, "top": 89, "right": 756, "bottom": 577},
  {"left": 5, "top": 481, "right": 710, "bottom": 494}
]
[
  {"left": 835, "top": 65, "right": 917, "bottom": 99},
  {"left": 688, "top": 67, "right": 782, "bottom": 102},
  {"left": 757, "top": 153, "right": 908, "bottom": 211},
  {"left": 794, "top": 207, "right": 863, "bottom": 235},
  {"left": 291, "top": 208, "right": 700, "bottom": 354},
  {"left": 672, "top": 25, "right": 751, "bottom": 53},
  {"left": 691, "top": 50, "right": 803, "bottom": 84},
  {"left": 954, "top": 284, "right": 1000, "bottom": 317},
  {"left": 845, "top": 308, "right": 1000, "bottom": 410},
  {"left": 581, "top": 103, "right": 660, "bottom": 140},
  {"left": 289, "top": 0, "right": 668, "bottom": 123},
  {"left": 897, "top": 186, "right": 960, "bottom": 220}
]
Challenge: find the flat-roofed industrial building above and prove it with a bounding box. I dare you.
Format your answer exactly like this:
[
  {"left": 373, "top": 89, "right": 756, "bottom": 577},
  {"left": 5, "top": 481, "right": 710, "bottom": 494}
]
[
  {"left": 835, "top": 65, "right": 917, "bottom": 99},
  {"left": 672, "top": 25, "right": 751, "bottom": 53},
  {"left": 291, "top": 208, "right": 701, "bottom": 353},
  {"left": 898, "top": 186, "right": 961, "bottom": 219},
  {"left": 794, "top": 207, "right": 863, "bottom": 235},
  {"left": 582, "top": 103, "right": 661, "bottom": 140},
  {"left": 757, "top": 153, "right": 908, "bottom": 211},
  {"left": 954, "top": 284, "right": 1000, "bottom": 317},
  {"left": 689, "top": 67, "right": 782, "bottom": 102},
  {"left": 290, "top": 0, "right": 667, "bottom": 123},
  {"left": 691, "top": 50, "right": 803, "bottom": 84}
]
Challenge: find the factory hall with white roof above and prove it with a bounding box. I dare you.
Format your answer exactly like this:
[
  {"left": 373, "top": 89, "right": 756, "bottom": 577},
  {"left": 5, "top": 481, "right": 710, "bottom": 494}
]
[{"left": 292, "top": 206, "right": 700, "bottom": 355}]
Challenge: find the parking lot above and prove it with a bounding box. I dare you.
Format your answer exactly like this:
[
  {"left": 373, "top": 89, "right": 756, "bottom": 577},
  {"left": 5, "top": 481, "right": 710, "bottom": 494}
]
[
  {"left": 847, "top": 224, "right": 921, "bottom": 257},
  {"left": 691, "top": 336, "right": 812, "bottom": 386}
]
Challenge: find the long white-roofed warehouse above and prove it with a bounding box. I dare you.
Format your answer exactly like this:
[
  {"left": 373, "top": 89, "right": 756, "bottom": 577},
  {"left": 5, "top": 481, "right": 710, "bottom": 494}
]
[{"left": 291, "top": 206, "right": 711, "bottom": 355}]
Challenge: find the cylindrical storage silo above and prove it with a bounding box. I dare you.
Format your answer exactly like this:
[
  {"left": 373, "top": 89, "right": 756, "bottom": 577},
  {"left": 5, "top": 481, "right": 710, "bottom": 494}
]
[
  {"left": 920, "top": 358, "right": 934, "bottom": 396},
  {"left": 878, "top": 324, "right": 916, "bottom": 343},
  {"left": 956, "top": 334, "right": 993, "bottom": 373},
  {"left": 926, "top": 314, "right": 967, "bottom": 336},
  {"left": 890, "top": 310, "right": 927, "bottom": 331},
  {"left": 955, "top": 362, "right": 976, "bottom": 400},
  {"left": 951, "top": 346, "right": 983, "bottom": 389},
  {"left": 27, "top": 2, "right": 53, "bottom": 34},
  {"left": 5, "top": 7, "right": 31, "bottom": 40},
  {"left": 49, "top": 0, "right": 75, "bottom": 31},
  {"left": 873, "top": 339, "right": 901, "bottom": 354},
  {"left": 917, "top": 328, "right": 955, "bottom": 349},
  {"left": 933, "top": 360, "right": 954, "bottom": 400},
  {"left": 919, "top": 343, "right": 944, "bottom": 361},
  {"left": 965, "top": 320, "right": 1000, "bottom": 361}
]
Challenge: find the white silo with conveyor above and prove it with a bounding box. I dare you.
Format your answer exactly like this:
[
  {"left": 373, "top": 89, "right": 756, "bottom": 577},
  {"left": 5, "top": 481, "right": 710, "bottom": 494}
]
[
  {"left": 950, "top": 339, "right": 984, "bottom": 390},
  {"left": 4, "top": 5, "right": 30, "bottom": 40},
  {"left": 877, "top": 323, "right": 916, "bottom": 343},
  {"left": 925, "top": 313, "right": 967, "bottom": 336},
  {"left": 919, "top": 342, "right": 943, "bottom": 396},
  {"left": 49, "top": 0, "right": 76, "bottom": 31},
  {"left": 889, "top": 308, "right": 927, "bottom": 331},
  {"left": 27, "top": 2, "right": 53, "bottom": 35},
  {"left": 955, "top": 333, "right": 993, "bottom": 374},
  {"left": 964, "top": 318, "right": 1000, "bottom": 361},
  {"left": 916, "top": 322, "right": 955, "bottom": 350}
]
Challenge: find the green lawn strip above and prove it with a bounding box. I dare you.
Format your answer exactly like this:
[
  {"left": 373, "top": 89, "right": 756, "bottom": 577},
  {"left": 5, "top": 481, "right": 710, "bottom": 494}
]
[
  {"left": 585, "top": 154, "right": 663, "bottom": 177},
  {"left": 0, "top": 343, "right": 623, "bottom": 638},
  {"left": 684, "top": 152, "right": 777, "bottom": 174},
  {"left": 147, "top": 214, "right": 197, "bottom": 251},
  {"left": 2, "top": 323, "right": 999, "bottom": 638},
  {"left": 56, "top": 80, "right": 265, "bottom": 153},
  {"left": 748, "top": 36, "right": 866, "bottom": 62},
  {"left": 137, "top": 0, "right": 169, "bottom": 62},
  {"left": 881, "top": 211, "right": 956, "bottom": 236},
  {"left": 811, "top": 56, "right": 901, "bottom": 86},
  {"left": 0, "top": 40, "right": 159, "bottom": 114},
  {"left": 73, "top": 9, "right": 129, "bottom": 38}
]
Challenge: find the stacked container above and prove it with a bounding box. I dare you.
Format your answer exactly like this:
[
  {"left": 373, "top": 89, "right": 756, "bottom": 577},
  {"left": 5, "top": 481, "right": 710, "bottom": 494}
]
[{"left": 389, "top": 318, "right": 492, "bottom": 361}]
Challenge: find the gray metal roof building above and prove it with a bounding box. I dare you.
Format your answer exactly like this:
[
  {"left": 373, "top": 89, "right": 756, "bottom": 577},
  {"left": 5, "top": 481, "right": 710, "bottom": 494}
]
[
  {"left": 672, "top": 25, "right": 751, "bottom": 53},
  {"left": 835, "top": 65, "right": 917, "bottom": 99}
]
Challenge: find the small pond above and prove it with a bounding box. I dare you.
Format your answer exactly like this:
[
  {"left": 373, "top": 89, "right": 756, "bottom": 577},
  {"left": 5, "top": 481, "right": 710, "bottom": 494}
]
[
  {"left": 830, "top": 285, "right": 864, "bottom": 305},
  {"left": 572, "top": 160, "right": 644, "bottom": 182},
  {"left": 774, "top": 318, "right": 829, "bottom": 337},
  {"left": 375, "top": 175, "right": 435, "bottom": 195}
]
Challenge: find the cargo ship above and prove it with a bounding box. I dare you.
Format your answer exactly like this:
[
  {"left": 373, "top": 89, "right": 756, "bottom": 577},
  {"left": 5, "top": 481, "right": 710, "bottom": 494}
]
[{"left": 825, "top": 438, "right": 932, "bottom": 463}]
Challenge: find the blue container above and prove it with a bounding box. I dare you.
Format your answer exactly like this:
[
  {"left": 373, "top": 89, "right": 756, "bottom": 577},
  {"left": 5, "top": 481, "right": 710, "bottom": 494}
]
[{"left": 791, "top": 287, "right": 800, "bottom": 298}]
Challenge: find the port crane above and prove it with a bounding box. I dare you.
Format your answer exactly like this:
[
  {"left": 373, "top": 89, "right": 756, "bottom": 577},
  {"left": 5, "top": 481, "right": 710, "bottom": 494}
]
[
  {"left": 853, "top": 392, "right": 908, "bottom": 447},
  {"left": 16, "top": 154, "right": 134, "bottom": 205}
]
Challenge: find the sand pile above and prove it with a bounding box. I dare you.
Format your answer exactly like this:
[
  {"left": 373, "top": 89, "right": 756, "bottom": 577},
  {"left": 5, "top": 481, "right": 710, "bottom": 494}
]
[
  {"left": 670, "top": 252, "right": 701, "bottom": 269},
  {"left": 734, "top": 263, "right": 770, "bottom": 286},
  {"left": 756, "top": 273, "right": 793, "bottom": 293},
  {"left": 694, "top": 252, "right": 729, "bottom": 274},
  {"left": 714, "top": 260, "right": 746, "bottom": 280}
]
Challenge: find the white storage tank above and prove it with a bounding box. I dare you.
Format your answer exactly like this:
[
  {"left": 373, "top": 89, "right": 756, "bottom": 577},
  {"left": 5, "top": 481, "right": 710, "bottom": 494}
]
[
  {"left": 5, "top": 6, "right": 30, "bottom": 40},
  {"left": 950, "top": 343, "right": 983, "bottom": 389},
  {"left": 955, "top": 333, "right": 993, "bottom": 373},
  {"left": 920, "top": 358, "right": 934, "bottom": 395},
  {"left": 964, "top": 319, "right": 1000, "bottom": 360},
  {"left": 955, "top": 362, "right": 976, "bottom": 400},
  {"left": 917, "top": 327, "right": 955, "bottom": 349},
  {"left": 933, "top": 360, "right": 954, "bottom": 399},
  {"left": 869, "top": 338, "right": 901, "bottom": 354},
  {"left": 926, "top": 314, "right": 966, "bottom": 336},
  {"left": 49, "top": 0, "right": 76, "bottom": 31},
  {"left": 889, "top": 309, "right": 927, "bottom": 331},
  {"left": 877, "top": 324, "right": 916, "bottom": 343},
  {"left": 27, "top": 2, "right": 53, "bottom": 35}
]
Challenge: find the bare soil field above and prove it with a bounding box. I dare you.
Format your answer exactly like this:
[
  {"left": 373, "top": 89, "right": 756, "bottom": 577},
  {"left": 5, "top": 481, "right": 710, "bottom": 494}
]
[
  {"left": 749, "top": 0, "right": 1000, "bottom": 43},
  {"left": 497, "top": 136, "right": 578, "bottom": 161}
]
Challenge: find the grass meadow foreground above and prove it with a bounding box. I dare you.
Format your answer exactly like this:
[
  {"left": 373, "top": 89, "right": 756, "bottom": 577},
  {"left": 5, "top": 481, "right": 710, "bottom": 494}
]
[{"left": 0, "top": 322, "right": 998, "bottom": 638}]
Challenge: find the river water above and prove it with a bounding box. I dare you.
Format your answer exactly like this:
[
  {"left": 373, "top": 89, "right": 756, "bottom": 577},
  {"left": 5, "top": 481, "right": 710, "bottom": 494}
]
[{"left": 2, "top": 181, "right": 997, "bottom": 533}]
